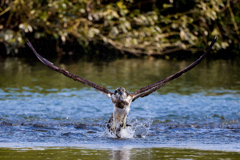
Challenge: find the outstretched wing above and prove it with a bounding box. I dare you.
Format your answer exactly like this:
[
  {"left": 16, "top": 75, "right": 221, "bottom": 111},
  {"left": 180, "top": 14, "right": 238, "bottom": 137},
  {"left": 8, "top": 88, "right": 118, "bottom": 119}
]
[
  {"left": 130, "top": 36, "right": 217, "bottom": 102},
  {"left": 27, "top": 40, "right": 113, "bottom": 98}
]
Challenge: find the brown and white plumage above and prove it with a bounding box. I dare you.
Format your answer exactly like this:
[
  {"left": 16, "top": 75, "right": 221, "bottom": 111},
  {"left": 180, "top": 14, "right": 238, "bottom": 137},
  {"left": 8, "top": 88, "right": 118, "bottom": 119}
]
[{"left": 27, "top": 36, "right": 217, "bottom": 138}]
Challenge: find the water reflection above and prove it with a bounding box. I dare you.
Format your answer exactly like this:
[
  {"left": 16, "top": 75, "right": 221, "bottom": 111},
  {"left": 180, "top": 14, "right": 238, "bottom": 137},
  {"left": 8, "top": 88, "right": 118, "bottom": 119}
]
[
  {"left": 112, "top": 147, "right": 131, "bottom": 160},
  {"left": 0, "top": 57, "right": 239, "bottom": 93},
  {"left": 1, "top": 146, "right": 240, "bottom": 160}
]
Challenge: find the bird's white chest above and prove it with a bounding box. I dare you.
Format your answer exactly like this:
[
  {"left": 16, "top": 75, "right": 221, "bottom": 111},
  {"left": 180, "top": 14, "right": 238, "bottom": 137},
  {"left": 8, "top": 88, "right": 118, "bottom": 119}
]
[
  {"left": 111, "top": 94, "right": 132, "bottom": 123},
  {"left": 113, "top": 104, "right": 130, "bottom": 122}
]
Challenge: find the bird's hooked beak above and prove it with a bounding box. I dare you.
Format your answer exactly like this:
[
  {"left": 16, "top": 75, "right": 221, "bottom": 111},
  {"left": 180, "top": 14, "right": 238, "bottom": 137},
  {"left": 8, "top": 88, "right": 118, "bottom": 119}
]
[
  {"left": 118, "top": 89, "right": 124, "bottom": 95},
  {"left": 117, "top": 87, "right": 125, "bottom": 95}
]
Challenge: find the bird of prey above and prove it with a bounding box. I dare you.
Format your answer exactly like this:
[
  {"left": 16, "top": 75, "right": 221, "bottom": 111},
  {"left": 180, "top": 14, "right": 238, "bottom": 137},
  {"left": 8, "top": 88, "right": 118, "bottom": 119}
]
[{"left": 27, "top": 36, "right": 217, "bottom": 138}]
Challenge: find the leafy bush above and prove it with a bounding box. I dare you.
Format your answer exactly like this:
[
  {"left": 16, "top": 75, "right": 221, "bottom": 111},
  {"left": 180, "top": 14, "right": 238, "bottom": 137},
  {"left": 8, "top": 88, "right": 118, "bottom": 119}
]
[{"left": 0, "top": 0, "right": 239, "bottom": 56}]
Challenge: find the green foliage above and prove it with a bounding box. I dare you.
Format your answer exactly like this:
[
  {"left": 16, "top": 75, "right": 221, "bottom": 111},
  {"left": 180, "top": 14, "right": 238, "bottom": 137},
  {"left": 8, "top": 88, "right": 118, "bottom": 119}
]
[{"left": 0, "top": 0, "right": 239, "bottom": 56}]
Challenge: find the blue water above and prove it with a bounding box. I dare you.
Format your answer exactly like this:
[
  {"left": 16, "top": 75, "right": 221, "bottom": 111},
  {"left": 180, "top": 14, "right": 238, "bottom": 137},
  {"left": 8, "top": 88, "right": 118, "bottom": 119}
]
[{"left": 0, "top": 88, "right": 239, "bottom": 151}]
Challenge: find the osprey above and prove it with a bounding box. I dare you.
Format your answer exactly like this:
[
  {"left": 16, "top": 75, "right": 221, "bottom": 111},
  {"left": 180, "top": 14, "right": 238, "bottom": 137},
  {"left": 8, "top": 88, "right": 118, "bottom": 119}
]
[{"left": 27, "top": 36, "right": 217, "bottom": 138}]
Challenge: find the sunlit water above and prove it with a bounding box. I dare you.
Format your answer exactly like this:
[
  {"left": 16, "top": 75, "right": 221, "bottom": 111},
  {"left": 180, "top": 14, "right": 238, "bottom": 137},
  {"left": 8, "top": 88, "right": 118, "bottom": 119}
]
[{"left": 0, "top": 57, "right": 240, "bottom": 158}]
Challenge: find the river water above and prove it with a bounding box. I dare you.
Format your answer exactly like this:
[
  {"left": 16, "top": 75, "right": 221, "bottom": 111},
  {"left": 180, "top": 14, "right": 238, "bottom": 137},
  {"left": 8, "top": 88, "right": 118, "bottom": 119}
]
[{"left": 0, "top": 56, "right": 240, "bottom": 159}]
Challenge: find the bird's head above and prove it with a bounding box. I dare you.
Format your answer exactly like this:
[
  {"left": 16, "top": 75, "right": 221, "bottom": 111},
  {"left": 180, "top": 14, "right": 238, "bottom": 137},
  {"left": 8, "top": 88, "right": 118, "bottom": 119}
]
[{"left": 114, "top": 87, "right": 127, "bottom": 99}]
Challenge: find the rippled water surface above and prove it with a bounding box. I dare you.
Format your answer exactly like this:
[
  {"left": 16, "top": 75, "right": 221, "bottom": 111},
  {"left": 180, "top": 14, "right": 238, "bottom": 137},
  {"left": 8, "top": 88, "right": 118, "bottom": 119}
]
[{"left": 0, "top": 57, "right": 240, "bottom": 159}]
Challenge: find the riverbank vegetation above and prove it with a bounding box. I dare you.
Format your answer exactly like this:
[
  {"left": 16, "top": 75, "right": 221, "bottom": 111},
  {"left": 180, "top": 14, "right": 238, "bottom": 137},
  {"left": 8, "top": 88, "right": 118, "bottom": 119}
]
[{"left": 0, "top": 0, "right": 239, "bottom": 58}]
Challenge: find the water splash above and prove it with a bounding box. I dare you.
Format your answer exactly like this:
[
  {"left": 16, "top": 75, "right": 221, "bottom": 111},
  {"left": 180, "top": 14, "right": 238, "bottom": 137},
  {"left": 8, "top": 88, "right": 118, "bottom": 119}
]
[
  {"left": 101, "top": 117, "right": 153, "bottom": 139},
  {"left": 131, "top": 117, "right": 153, "bottom": 138}
]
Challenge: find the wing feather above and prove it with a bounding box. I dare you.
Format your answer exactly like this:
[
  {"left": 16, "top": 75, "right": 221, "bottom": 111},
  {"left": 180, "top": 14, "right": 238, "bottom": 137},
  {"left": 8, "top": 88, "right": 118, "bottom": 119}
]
[
  {"left": 130, "top": 36, "right": 217, "bottom": 102},
  {"left": 27, "top": 40, "right": 113, "bottom": 98}
]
